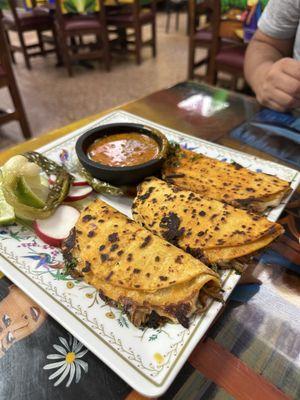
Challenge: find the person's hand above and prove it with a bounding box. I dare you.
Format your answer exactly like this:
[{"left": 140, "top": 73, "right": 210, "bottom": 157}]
[{"left": 255, "top": 58, "right": 300, "bottom": 112}]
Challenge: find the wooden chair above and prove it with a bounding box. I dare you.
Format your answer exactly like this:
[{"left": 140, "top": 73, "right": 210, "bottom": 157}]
[
  {"left": 2, "top": 0, "right": 59, "bottom": 70},
  {"left": 55, "top": 0, "right": 111, "bottom": 77},
  {"left": 165, "top": 0, "right": 188, "bottom": 34},
  {"left": 212, "top": 19, "right": 246, "bottom": 90},
  {"left": 188, "top": 0, "right": 246, "bottom": 89},
  {"left": 0, "top": 19, "right": 31, "bottom": 139},
  {"left": 106, "top": 0, "right": 156, "bottom": 65},
  {"left": 212, "top": 42, "right": 246, "bottom": 90},
  {"left": 187, "top": 0, "right": 217, "bottom": 80}
]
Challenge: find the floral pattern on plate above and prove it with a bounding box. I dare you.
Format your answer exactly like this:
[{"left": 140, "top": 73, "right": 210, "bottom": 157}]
[{"left": 0, "top": 111, "right": 299, "bottom": 397}]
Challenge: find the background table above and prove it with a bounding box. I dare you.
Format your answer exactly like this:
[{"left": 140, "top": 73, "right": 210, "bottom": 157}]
[{"left": 0, "top": 82, "right": 299, "bottom": 400}]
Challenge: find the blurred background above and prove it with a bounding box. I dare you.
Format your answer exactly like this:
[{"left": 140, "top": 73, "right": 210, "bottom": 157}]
[{"left": 0, "top": 0, "right": 264, "bottom": 150}]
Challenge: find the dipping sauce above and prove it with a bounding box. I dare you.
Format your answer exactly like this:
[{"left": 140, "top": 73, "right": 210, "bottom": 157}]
[{"left": 88, "top": 133, "right": 160, "bottom": 167}]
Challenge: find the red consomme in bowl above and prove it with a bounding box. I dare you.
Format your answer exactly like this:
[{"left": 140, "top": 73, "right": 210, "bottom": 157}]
[{"left": 87, "top": 133, "right": 160, "bottom": 167}]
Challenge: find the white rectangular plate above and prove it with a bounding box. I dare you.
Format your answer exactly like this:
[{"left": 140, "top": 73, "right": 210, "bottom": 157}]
[{"left": 0, "top": 111, "right": 299, "bottom": 397}]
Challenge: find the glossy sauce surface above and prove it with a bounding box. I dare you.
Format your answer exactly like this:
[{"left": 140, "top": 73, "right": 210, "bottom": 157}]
[{"left": 88, "top": 133, "right": 159, "bottom": 167}]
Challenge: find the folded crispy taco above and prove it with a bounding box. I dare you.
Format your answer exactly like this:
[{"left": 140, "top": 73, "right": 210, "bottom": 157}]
[
  {"left": 162, "top": 147, "right": 291, "bottom": 212},
  {"left": 62, "top": 199, "right": 221, "bottom": 328},
  {"left": 132, "top": 177, "right": 284, "bottom": 271}
]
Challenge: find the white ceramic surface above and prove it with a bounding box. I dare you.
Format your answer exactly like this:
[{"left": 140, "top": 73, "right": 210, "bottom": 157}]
[{"left": 0, "top": 111, "right": 299, "bottom": 397}]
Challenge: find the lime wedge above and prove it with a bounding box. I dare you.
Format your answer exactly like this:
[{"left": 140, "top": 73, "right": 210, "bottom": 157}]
[
  {"left": 15, "top": 175, "right": 49, "bottom": 209},
  {"left": 0, "top": 186, "right": 15, "bottom": 225}
]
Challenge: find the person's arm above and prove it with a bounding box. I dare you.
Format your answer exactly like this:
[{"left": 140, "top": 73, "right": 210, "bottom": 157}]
[{"left": 244, "top": 29, "right": 300, "bottom": 112}]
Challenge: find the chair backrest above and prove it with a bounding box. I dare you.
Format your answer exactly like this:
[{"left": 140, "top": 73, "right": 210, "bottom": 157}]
[
  {"left": 117, "top": 0, "right": 154, "bottom": 5},
  {"left": 6, "top": 0, "right": 22, "bottom": 26},
  {"left": 112, "top": 0, "right": 156, "bottom": 16},
  {"left": 56, "top": 0, "right": 101, "bottom": 15},
  {"left": 134, "top": 0, "right": 156, "bottom": 16},
  {"left": 188, "top": 0, "right": 220, "bottom": 36},
  {"left": 5, "top": 0, "right": 37, "bottom": 26},
  {"left": 23, "top": 0, "right": 47, "bottom": 10},
  {"left": 55, "top": 0, "right": 107, "bottom": 34}
]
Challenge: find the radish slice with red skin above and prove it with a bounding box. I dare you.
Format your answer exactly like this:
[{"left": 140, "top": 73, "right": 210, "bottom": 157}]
[
  {"left": 34, "top": 205, "right": 80, "bottom": 247},
  {"left": 71, "top": 173, "right": 88, "bottom": 187},
  {"left": 48, "top": 175, "right": 57, "bottom": 185},
  {"left": 49, "top": 173, "right": 88, "bottom": 187},
  {"left": 65, "top": 185, "right": 93, "bottom": 202}
]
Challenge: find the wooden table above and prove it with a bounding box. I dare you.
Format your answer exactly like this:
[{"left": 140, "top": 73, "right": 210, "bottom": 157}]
[{"left": 0, "top": 82, "right": 299, "bottom": 400}]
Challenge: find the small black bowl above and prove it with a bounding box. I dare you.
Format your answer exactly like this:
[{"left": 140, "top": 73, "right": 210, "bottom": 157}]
[{"left": 75, "top": 123, "right": 169, "bottom": 186}]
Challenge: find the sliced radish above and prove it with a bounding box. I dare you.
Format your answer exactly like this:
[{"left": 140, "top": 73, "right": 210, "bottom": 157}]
[
  {"left": 65, "top": 185, "right": 93, "bottom": 202},
  {"left": 34, "top": 205, "right": 80, "bottom": 247},
  {"left": 71, "top": 173, "right": 88, "bottom": 187},
  {"left": 48, "top": 174, "right": 57, "bottom": 185},
  {"left": 49, "top": 173, "right": 88, "bottom": 187}
]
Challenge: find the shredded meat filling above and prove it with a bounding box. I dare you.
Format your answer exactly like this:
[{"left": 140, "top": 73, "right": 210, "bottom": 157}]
[{"left": 98, "top": 283, "right": 222, "bottom": 329}]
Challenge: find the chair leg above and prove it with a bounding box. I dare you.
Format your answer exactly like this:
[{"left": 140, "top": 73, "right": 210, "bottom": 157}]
[
  {"left": 101, "top": 31, "right": 111, "bottom": 72},
  {"left": 79, "top": 35, "right": 84, "bottom": 46},
  {"left": 18, "top": 31, "right": 31, "bottom": 70},
  {"left": 18, "top": 108, "right": 32, "bottom": 139},
  {"left": 8, "top": 81, "right": 31, "bottom": 139},
  {"left": 186, "top": 6, "right": 189, "bottom": 36},
  {"left": 119, "top": 27, "right": 128, "bottom": 51},
  {"left": 206, "top": 69, "right": 217, "bottom": 85},
  {"left": 4, "top": 30, "right": 16, "bottom": 64},
  {"left": 151, "top": 19, "right": 156, "bottom": 58},
  {"left": 134, "top": 24, "right": 142, "bottom": 65},
  {"left": 52, "top": 27, "right": 62, "bottom": 65},
  {"left": 175, "top": 8, "right": 180, "bottom": 31},
  {"left": 65, "top": 49, "right": 73, "bottom": 77},
  {"left": 165, "top": 0, "right": 171, "bottom": 33},
  {"left": 188, "top": 39, "right": 195, "bottom": 80},
  {"left": 37, "top": 29, "right": 45, "bottom": 56},
  {"left": 70, "top": 36, "right": 78, "bottom": 54},
  {"left": 230, "top": 75, "right": 238, "bottom": 91},
  {"left": 104, "top": 51, "right": 111, "bottom": 71},
  {"left": 114, "top": 27, "right": 127, "bottom": 51},
  {"left": 206, "top": 50, "right": 217, "bottom": 85},
  {"left": 60, "top": 34, "right": 73, "bottom": 77}
]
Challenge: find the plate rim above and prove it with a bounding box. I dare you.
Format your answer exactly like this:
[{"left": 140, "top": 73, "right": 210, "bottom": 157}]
[
  {"left": 0, "top": 109, "right": 299, "bottom": 397},
  {"left": 37, "top": 110, "right": 300, "bottom": 179},
  {"left": 0, "top": 242, "right": 237, "bottom": 397}
]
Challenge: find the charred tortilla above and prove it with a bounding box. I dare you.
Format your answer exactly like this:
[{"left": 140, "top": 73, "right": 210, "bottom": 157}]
[
  {"left": 162, "top": 147, "right": 291, "bottom": 212},
  {"left": 132, "top": 177, "right": 284, "bottom": 269},
  {"left": 62, "top": 199, "right": 221, "bottom": 328}
]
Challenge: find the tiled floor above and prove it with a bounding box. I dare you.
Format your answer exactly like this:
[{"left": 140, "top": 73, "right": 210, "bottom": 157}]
[{"left": 0, "top": 12, "right": 206, "bottom": 151}]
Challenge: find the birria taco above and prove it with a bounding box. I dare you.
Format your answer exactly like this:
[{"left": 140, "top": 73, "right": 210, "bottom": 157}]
[
  {"left": 162, "top": 147, "right": 291, "bottom": 212},
  {"left": 132, "top": 177, "right": 284, "bottom": 271},
  {"left": 62, "top": 199, "right": 222, "bottom": 328}
]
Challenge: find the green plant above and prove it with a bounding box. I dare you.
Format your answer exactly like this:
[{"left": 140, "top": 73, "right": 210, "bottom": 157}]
[
  {"left": 63, "top": 0, "right": 97, "bottom": 13},
  {"left": 0, "top": 0, "right": 8, "bottom": 9}
]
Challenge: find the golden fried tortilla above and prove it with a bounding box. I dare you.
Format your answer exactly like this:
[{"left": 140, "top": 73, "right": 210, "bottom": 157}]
[
  {"left": 162, "top": 147, "right": 291, "bottom": 212},
  {"left": 132, "top": 177, "right": 284, "bottom": 267},
  {"left": 62, "top": 199, "right": 221, "bottom": 328}
]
